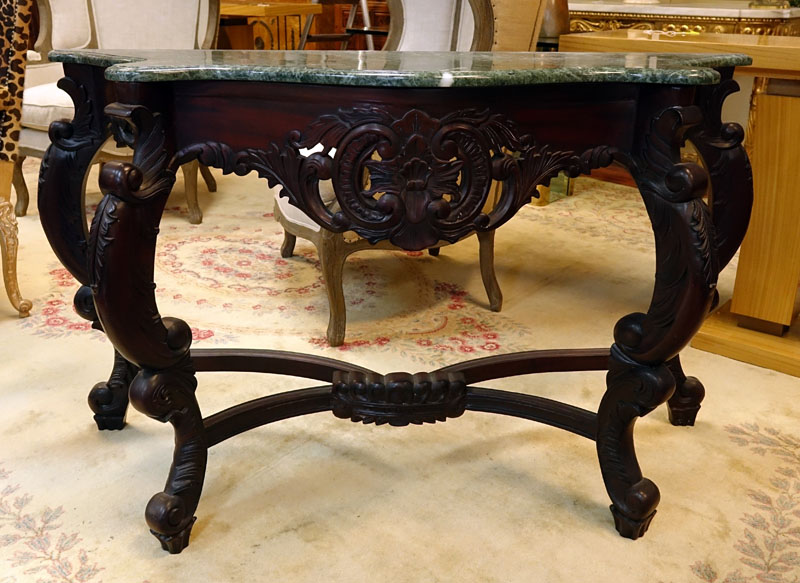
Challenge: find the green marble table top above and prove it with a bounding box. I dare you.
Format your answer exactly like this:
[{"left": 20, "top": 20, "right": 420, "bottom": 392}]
[{"left": 49, "top": 49, "right": 751, "bottom": 87}]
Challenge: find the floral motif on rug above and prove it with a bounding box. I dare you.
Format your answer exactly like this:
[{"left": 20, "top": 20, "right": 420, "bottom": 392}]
[
  {"left": 691, "top": 424, "right": 800, "bottom": 582},
  {"left": 0, "top": 466, "right": 102, "bottom": 582},
  {"left": 519, "top": 179, "right": 656, "bottom": 254},
  {"left": 16, "top": 222, "right": 532, "bottom": 364}
]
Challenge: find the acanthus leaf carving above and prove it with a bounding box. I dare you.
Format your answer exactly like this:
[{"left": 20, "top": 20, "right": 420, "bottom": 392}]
[
  {"left": 331, "top": 370, "right": 467, "bottom": 426},
  {"left": 611, "top": 105, "right": 718, "bottom": 365},
  {"left": 172, "top": 106, "right": 615, "bottom": 251},
  {"left": 100, "top": 104, "right": 176, "bottom": 204},
  {"left": 47, "top": 77, "right": 100, "bottom": 152}
]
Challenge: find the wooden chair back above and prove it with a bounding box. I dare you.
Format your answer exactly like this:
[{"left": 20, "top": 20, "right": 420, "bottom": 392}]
[{"left": 384, "top": 0, "right": 546, "bottom": 52}]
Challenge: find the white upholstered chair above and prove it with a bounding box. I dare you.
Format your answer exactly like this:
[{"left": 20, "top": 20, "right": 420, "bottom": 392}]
[
  {"left": 274, "top": 0, "right": 547, "bottom": 346},
  {"left": 14, "top": 0, "right": 220, "bottom": 223}
]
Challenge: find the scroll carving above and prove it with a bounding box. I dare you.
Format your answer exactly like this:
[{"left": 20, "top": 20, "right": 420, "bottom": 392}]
[
  {"left": 100, "top": 103, "right": 176, "bottom": 204},
  {"left": 46, "top": 78, "right": 98, "bottom": 152},
  {"left": 611, "top": 105, "right": 718, "bottom": 365},
  {"left": 331, "top": 370, "right": 467, "bottom": 426},
  {"left": 685, "top": 78, "right": 752, "bottom": 270},
  {"left": 171, "top": 107, "right": 614, "bottom": 251},
  {"left": 38, "top": 74, "right": 110, "bottom": 287}
]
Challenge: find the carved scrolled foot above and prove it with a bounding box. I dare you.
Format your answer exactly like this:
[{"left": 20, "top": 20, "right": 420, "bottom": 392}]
[
  {"left": 609, "top": 478, "right": 660, "bottom": 540},
  {"left": 146, "top": 492, "right": 196, "bottom": 554},
  {"left": 88, "top": 349, "right": 137, "bottom": 430},
  {"left": 128, "top": 346, "right": 206, "bottom": 553},
  {"left": 597, "top": 345, "right": 675, "bottom": 540},
  {"left": 666, "top": 356, "right": 705, "bottom": 427},
  {"left": 428, "top": 247, "right": 440, "bottom": 257}
]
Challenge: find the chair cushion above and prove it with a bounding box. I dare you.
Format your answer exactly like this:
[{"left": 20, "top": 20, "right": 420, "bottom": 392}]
[
  {"left": 274, "top": 181, "right": 339, "bottom": 233},
  {"left": 275, "top": 191, "right": 321, "bottom": 232},
  {"left": 21, "top": 82, "right": 74, "bottom": 131}
]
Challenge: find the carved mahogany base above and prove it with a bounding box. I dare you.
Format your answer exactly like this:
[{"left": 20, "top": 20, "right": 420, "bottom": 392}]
[{"left": 104, "top": 346, "right": 694, "bottom": 551}]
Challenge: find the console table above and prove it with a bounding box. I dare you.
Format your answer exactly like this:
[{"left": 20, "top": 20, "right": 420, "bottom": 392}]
[{"left": 38, "top": 49, "right": 752, "bottom": 554}]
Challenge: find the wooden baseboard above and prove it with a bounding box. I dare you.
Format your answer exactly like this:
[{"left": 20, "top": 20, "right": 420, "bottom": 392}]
[{"left": 692, "top": 300, "right": 800, "bottom": 378}]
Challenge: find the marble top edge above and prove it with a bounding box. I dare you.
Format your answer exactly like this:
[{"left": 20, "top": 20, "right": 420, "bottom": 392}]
[{"left": 49, "top": 49, "right": 751, "bottom": 87}]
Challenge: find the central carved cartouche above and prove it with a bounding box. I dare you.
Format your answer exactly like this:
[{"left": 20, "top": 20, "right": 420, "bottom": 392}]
[
  {"left": 332, "top": 371, "right": 467, "bottom": 426},
  {"left": 172, "top": 107, "right": 613, "bottom": 253}
]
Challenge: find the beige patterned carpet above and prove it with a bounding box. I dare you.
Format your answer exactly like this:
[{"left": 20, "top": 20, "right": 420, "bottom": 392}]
[{"left": 2, "top": 159, "right": 799, "bottom": 582}]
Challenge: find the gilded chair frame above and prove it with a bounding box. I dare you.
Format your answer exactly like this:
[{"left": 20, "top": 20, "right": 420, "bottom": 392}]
[{"left": 0, "top": 0, "right": 33, "bottom": 317}]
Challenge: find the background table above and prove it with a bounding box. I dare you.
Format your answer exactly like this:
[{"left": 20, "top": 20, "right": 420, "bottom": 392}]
[
  {"left": 219, "top": 2, "right": 323, "bottom": 49},
  {"left": 560, "top": 31, "right": 800, "bottom": 378}
]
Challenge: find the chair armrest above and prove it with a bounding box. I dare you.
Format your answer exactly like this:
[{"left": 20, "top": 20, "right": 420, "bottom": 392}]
[{"left": 23, "top": 61, "right": 63, "bottom": 88}]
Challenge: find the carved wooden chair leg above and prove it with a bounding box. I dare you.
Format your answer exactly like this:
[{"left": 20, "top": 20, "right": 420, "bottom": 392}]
[
  {"left": 477, "top": 229, "right": 502, "bottom": 312},
  {"left": 596, "top": 346, "right": 675, "bottom": 539},
  {"left": 0, "top": 161, "right": 31, "bottom": 317},
  {"left": 12, "top": 155, "right": 28, "bottom": 217},
  {"left": 318, "top": 229, "right": 349, "bottom": 347},
  {"left": 665, "top": 354, "right": 705, "bottom": 426},
  {"left": 199, "top": 163, "right": 217, "bottom": 193},
  {"left": 181, "top": 160, "right": 203, "bottom": 225},
  {"left": 129, "top": 360, "right": 207, "bottom": 554},
  {"left": 280, "top": 230, "right": 297, "bottom": 258}
]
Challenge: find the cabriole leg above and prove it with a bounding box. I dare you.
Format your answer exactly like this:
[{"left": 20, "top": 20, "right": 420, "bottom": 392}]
[{"left": 88, "top": 103, "right": 206, "bottom": 552}]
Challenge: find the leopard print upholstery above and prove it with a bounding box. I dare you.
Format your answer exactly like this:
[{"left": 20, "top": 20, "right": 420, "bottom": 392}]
[{"left": 0, "top": 0, "right": 32, "bottom": 163}]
